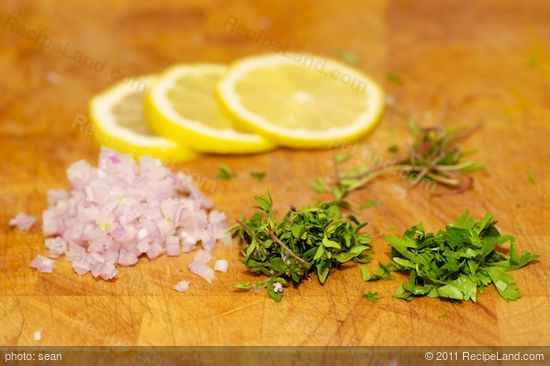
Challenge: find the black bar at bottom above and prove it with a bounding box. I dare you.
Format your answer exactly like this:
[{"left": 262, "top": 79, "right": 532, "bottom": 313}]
[{"left": 0, "top": 346, "right": 548, "bottom": 366}]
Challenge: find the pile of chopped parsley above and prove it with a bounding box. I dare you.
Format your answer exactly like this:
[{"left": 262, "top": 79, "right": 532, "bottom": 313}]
[{"left": 386, "top": 211, "right": 538, "bottom": 302}]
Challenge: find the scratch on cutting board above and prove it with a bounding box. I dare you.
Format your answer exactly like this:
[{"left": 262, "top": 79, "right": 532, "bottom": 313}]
[
  {"left": 299, "top": 312, "right": 327, "bottom": 346},
  {"left": 259, "top": 297, "right": 266, "bottom": 341},
  {"left": 163, "top": 296, "right": 177, "bottom": 345},
  {"left": 330, "top": 299, "right": 363, "bottom": 345},
  {"left": 47, "top": 295, "right": 53, "bottom": 318},
  {"left": 340, "top": 271, "right": 362, "bottom": 343},
  {"left": 450, "top": 304, "right": 495, "bottom": 344},
  {"left": 475, "top": 301, "right": 497, "bottom": 320},
  {"left": 135, "top": 296, "right": 155, "bottom": 327},
  {"left": 16, "top": 319, "right": 25, "bottom": 344},
  {"left": 219, "top": 300, "right": 263, "bottom": 316}
]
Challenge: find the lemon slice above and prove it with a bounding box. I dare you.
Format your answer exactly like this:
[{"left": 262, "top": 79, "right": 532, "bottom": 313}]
[
  {"left": 217, "top": 53, "right": 385, "bottom": 148},
  {"left": 89, "top": 75, "right": 197, "bottom": 162},
  {"left": 145, "top": 64, "right": 274, "bottom": 154}
]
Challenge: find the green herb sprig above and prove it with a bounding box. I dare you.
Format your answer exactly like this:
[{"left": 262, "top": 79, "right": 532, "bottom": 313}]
[
  {"left": 230, "top": 194, "right": 372, "bottom": 301},
  {"left": 315, "top": 112, "right": 483, "bottom": 201},
  {"left": 386, "top": 210, "right": 538, "bottom": 302}
]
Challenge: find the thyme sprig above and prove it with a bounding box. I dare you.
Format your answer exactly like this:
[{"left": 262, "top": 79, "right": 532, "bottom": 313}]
[{"left": 316, "top": 111, "right": 483, "bottom": 201}]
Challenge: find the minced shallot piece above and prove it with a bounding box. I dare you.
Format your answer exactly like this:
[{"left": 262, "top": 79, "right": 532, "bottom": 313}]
[
  {"left": 34, "top": 330, "right": 42, "bottom": 342},
  {"left": 188, "top": 249, "right": 215, "bottom": 283},
  {"left": 214, "top": 259, "right": 229, "bottom": 273},
  {"left": 34, "top": 147, "right": 230, "bottom": 280},
  {"left": 165, "top": 236, "right": 180, "bottom": 256},
  {"left": 30, "top": 255, "right": 55, "bottom": 273},
  {"left": 174, "top": 280, "right": 190, "bottom": 292},
  {"left": 9, "top": 213, "right": 36, "bottom": 231}
]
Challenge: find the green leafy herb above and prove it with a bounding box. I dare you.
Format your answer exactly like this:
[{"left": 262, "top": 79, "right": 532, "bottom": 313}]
[
  {"left": 374, "top": 263, "right": 395, "bottom": 280},
  {"left": 386, "top": 210, "right": 538, "bottom": 302},
  {"left": 234, "top": 282, "right": 252, "bottom": 291},
  {"left": 216, "top": 164, "right": 235, "bottom": 180},
  {"left": 362, "top": 291, "right": 380, "bottom": 302},
  {"left": 359, "top": 199, "right": 381, "bottom": 210},
  {"left": 386, "top": 73, "right": 403, "bottom": 85},
  {"left": 528, "top": 57, "right": 540, "bottom": 68},
  {"left": 231, "top": 194, "right": 372, "bottom": 301},
  {"left": 310, "top": 179, "right": 329, "bottom": 193},
  {"left": 528, "top": 169, "right": 537, "bottom": 185},
  {"left": 250, "top": 170, "right": 267, "bottom": 181},
  {"left": 335, "top": 49, "right": 360, "bottom": 66},
  {"left": 324, "top": 107, "right": 483, "bottom": 200},
  {"left": 361, "top": 263, "right": 395, "bottom": 282},
  {"left": 333, "top": 152, "right": 352, "bottom": 164},
  {"left": 360, "top": 267, "right": 373, "bottom": 281},
  {"left": 388, "top": 144, "right": 399, "bottom": 154}
]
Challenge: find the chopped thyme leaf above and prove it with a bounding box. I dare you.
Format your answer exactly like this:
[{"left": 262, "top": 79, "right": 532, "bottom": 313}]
[
  {"left": 528, "top": 57, "right": 540, "bottom": 68},
  {"left": 334, "top": 49, "right": 360, "bottom": 66},
  {"left": 528, "top": 169, "right": 537, "bottom": 185},
  {"left": 386, "top": 73, "right": 403, "bottom": 85},
  {"left": 333, "top": 152, "right": 352, "bottom": 164},
  {"left": 388, "top": 144, "right": 399, "bottom": 154},
  {"left": 216, "top": 164, "right": 235, "bottom": 180},
  {"left": 234, "top": 282, "right": 252, "bottom": 291},
  {"left": 310, "top": 178, "right": 329, "bottom": 193},
  {"left": 250, "top": 170, "right": 267, "bottom": 181},
  {"left": 359, "top": 199, "right": 381, "bottom": 210}
]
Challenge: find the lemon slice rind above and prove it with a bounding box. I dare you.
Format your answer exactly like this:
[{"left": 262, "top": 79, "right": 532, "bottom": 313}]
[
  {"left": 89, "top": 75, "right": 197, "bottom": 162},
  {"left": 145, "top": 64, "right": 274, "bottom": 154}
]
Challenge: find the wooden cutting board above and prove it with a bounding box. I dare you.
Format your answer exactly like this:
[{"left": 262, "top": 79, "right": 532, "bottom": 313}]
[{"left": 0, "top": 0, "right": 549, "bottom": 346}]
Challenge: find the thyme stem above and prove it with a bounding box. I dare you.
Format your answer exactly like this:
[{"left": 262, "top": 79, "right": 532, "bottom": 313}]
[{"left": 268, "top": 228, "right": 308, "bottom": 266}]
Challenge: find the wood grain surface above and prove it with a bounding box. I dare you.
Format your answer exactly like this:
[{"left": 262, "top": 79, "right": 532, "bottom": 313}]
[{"left": 0, "top": 0, "right": 549, "bottom": 346}]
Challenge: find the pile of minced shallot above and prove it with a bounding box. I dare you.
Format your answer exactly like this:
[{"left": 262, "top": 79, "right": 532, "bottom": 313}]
[{"left": 33, "top": 147, "right": 230, "bottom": 281}]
